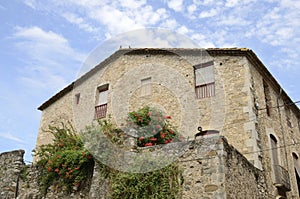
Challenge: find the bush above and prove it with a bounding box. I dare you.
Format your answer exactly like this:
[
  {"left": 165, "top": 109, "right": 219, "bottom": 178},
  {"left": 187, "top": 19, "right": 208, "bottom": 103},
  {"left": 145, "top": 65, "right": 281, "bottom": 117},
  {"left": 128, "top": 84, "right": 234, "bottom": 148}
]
[{"left": 33, "top": 122, "right": 94, "bottom": 194}]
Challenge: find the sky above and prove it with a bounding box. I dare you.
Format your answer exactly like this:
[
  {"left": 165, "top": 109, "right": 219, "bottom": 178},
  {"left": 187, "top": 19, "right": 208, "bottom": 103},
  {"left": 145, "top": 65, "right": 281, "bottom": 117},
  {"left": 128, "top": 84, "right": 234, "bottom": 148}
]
[{"left": 0, "top": 0, "right": 300, "bottom": 162}]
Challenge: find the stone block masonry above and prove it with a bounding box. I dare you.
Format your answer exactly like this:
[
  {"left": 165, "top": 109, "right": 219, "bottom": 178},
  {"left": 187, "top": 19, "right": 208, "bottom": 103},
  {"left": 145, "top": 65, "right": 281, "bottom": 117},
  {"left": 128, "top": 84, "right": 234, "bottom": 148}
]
[
  {"left": 0, "top": 150, "right": 25, "bottom": 199},
  {"left": 1, "top": 135, "right": 269, "bottom": 198}
]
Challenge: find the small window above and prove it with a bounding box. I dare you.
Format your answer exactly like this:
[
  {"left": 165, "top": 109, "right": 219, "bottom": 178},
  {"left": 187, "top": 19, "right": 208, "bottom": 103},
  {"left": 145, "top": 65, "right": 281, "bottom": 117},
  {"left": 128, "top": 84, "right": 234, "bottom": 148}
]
[
  {"left": 285, "top": 106, "right": 292, "bottom": 128},
  {"left": 141, "top": 77, "right": 151, "bottom": 96},
  {"left": 194, "top": 61, "right": 215, "bottom": 99},
  {"left": 95, "top": 84, "right": 109, "bottom": 119},
  {"left": 75, "top": 93, "right": 80, "bottom": 105},
  {"left": 263, "top": 81, "right": 271, "bottom": 117}
]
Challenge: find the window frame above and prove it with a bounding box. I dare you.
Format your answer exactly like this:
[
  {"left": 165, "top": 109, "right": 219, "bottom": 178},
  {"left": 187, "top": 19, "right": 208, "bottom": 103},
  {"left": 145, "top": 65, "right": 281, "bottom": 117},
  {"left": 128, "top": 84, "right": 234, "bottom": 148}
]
[
  {"left": 194, "top": 61, "right": 215, "bottom": 99},
  {"left": 94, "top": 84, "right": 109, "bottom": 119}
]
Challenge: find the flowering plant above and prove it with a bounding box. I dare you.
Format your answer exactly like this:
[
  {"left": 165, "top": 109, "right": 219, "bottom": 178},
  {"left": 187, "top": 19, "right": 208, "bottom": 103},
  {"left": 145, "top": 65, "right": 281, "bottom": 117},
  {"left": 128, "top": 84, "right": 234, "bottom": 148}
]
[
  {"left": 127, "top": 106, "right": 178, "bottom": 147},
  {"left": 34, "top": 123, "right": 94, "bottom": 194}
]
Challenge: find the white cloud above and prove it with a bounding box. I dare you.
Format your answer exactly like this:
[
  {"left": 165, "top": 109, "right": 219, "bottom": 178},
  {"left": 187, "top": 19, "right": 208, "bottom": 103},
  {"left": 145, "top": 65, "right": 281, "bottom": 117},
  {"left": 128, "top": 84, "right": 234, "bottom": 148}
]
[
  {"left": 225, "top": 0, "right": 238, "bottom": 7},
  {"left": 160, "top": 19, "right": 179, "bottom": 30},
  {"left": 62, "top": 12, "right": 99, "bottom": 33},
  {"left": 177, "top": 25, "right": 189, "bottom": 35},
  {"left": 167, "top": 0, "right": 184, "bottom": 12},
  {"left": 187, "top": 4, "right": 197, "bottom": 15},
  {"left": 190, "top": 33, "right": 215, "bottom": 48},
  {"left": 0, "top": 132, "right": 27, "bottom": 144},
  {"left": 193, "top": 0, "right": 215, "bottom": 6},
  {"left": 119, "top": 0, "right": 146, "bottom": 9},
  {"left": 13, "top": 26, "right": 85, "bottom": 92},
  {"left": 199, "top": 8, "right": 218, "bottom": 18},
  {"left": 90, "top": 5, "right": 144, "bottom": 35},
  {"left": 23, "top": 0, "right": 36, "bottom": 9}
]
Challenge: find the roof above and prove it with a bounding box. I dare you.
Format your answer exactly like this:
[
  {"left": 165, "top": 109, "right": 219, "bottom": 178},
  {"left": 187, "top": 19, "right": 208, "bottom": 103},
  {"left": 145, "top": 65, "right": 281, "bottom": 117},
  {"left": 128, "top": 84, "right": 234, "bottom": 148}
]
[{"left": 37, "top": 48, "right": 300, "bottom": 118}]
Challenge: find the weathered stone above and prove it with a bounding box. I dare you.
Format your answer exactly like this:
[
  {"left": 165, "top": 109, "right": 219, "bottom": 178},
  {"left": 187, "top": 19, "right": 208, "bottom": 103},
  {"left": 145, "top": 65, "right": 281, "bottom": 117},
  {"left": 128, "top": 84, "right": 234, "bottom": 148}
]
[{"left": 204, "top": 184, "right": 218, "bottom": 192}]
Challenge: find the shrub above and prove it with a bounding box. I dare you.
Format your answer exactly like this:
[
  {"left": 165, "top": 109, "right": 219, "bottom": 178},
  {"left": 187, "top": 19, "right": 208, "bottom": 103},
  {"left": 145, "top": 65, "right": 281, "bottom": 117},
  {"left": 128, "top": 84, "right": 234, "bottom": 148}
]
[{"left": 33, "top": 122, "right": 94, "bottom": 194}]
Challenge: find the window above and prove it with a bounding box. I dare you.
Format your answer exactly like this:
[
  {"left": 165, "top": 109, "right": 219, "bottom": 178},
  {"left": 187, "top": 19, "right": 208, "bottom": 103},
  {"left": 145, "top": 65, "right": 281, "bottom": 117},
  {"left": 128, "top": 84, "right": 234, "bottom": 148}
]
[
  {"left": 94, "top": 84, "right": 108, "bottom": 119},
  {"left": 263, "top": 81, "right": 271, "bottom": 117},
  {"left": 75, "top": 93, "right": 80, "bottom": 105},
  {"left": 293, "top": 153, "right": 300, "bottom": 195},
  {"left": 194, "top": 61, "right": 215, "bottom": 99},
  {"left": 141, "top": 77, "right": 151, "bottom": 96},
  {"left": 270, "top": 134, "right": 279, "bottom": 167},
  {"left": 285, "top": 106, "right": 292, "bottom": 128},
  {"left": 293, "top": 153, "right": 300, "bottom": 196},
  {"left": 270, "top": 134, "right": 290, "bottom": 191}
]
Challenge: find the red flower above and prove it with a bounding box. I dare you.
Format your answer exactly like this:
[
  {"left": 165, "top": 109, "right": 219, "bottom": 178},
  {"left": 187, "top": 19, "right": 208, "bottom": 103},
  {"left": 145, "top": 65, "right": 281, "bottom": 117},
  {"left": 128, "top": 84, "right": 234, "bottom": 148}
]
[
  {"left": 57, "top": 155, "right": 61, "bottom": 159},
  {"left": 47, "top": 160, "right": 52, "bottom": 165},
  {"left": 138, "top": 136, "right": 144, "bottom": 141},
  {"left": 58, "top": 143, "right": 63, "bottom": 147},
  {"left": 87, "top": 155, "right": 93, "bottom": 159},
  {"left": 169, "top": 130, "right": 174, "bottom": 134},
  {"left": 54, "top": 168, "right": 59, "bottom": 173},
  {"left": 74, "top": 167, "right": 80, "bottom": 170},
  {"left": 149, "top": 137, "right": 157, "bottom": 141},
  {"left": 145, "top": 143, "right": 153, "bottom": 147},
  {"left": 160, "top": 133, "right": 165, "bottom": 138},
  {"left": 169, "top": 139, "right": 173, "bottom": 143},
  {"left": 47, "top": 167, "right": 52, "bottom": 172},
  {"left": 74, "top": 182, "right": 80, "bottom": 187},
  {"left": 164, "top": 140, "right": 169, "bottom": 144},
  {"left": 163, "top": 115, "right": 172, "bottom": 119}
]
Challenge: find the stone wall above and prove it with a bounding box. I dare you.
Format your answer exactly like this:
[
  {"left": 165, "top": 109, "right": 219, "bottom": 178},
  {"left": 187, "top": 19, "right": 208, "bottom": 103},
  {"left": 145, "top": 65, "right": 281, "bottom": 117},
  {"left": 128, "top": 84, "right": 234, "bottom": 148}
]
[
  {"left": 249, "top": 59, "right": 300, "bottom": 198},
  {"left": 224, "top": 139, "right": 268, "bottom": 198},
  {"left": 179, "top": 135, "right": 268, "bottom": 199},
  {"left": 0, "top": 150, "right": 25, "bottom": 199},
  {"left": 36, "top": 50, "right": 262, "bottom": 169},
  {"left": 1, "top": 136, "right": 270, "bottom": 198}
]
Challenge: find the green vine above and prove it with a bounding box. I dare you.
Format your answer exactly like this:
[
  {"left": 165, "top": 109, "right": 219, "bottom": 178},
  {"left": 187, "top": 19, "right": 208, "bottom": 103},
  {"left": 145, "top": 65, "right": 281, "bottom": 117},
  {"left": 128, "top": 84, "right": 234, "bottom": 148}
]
[{"left": 109, "top": 163, "right": 183, "bottom": 199}]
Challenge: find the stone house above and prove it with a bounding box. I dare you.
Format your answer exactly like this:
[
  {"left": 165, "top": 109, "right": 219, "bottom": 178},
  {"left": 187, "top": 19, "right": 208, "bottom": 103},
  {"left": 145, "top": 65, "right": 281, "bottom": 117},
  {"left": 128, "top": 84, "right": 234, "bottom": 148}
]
[{"left": 35, "top": 48, "right": 300, "bottom": 198}]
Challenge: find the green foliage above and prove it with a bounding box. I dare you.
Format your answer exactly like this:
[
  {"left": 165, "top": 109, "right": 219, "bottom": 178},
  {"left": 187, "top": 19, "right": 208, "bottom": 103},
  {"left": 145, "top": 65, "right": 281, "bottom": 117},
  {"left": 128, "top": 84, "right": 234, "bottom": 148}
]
[
  {"left": 97, "top": 117, "right": 125, "bottom": 146},
  {"left": 34, "top": 122, "right": 94, "bottom": 194},
  {"left": 94, "top": 107, "right": 183, "bottom": 198},
  {"left": 109, "top": 163, "right": 183, "bottom": 199},
  {"left": 128, "top": 106, "right": 179, "bottom": 147}
]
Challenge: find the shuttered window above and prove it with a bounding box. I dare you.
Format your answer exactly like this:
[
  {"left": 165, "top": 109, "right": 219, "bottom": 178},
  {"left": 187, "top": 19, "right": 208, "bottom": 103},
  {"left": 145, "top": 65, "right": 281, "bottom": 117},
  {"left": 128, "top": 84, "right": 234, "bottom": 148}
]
[
  {"left": 141, "top": 77, "right": 151, "bottom": 96},
  {"left": 194, "top": 61, "right": 215, "bottom": 99}
]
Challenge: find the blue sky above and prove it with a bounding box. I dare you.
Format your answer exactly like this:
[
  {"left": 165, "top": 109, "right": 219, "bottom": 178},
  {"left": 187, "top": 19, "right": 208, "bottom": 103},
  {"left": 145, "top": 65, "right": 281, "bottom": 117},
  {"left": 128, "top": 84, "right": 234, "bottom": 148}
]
[{"left": 0, "top": 0, "right": 299, "bottom": 162}]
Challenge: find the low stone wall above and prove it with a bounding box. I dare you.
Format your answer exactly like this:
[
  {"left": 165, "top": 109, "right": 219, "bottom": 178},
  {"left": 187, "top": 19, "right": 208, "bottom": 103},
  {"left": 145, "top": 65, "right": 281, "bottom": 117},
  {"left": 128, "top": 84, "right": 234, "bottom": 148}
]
[
  {"left": 0, "top": 136, "right": 269, "bottom": 198},
  {"left": 223, "top": 139, "right": 268, "bottom": 198},
  {"left": 0, "top": 150, "right": 25, "bottom": 199}
]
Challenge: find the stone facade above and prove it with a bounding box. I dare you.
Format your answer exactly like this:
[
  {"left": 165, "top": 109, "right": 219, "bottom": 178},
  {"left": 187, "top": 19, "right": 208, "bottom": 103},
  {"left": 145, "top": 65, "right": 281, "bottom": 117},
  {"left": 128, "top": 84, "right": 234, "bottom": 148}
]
[
  {"left": 1, "top": 136, "right": 270, "bottom": 198},
  {"left": 34, "top": 48, "right": 300, "bottom": 198}
]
